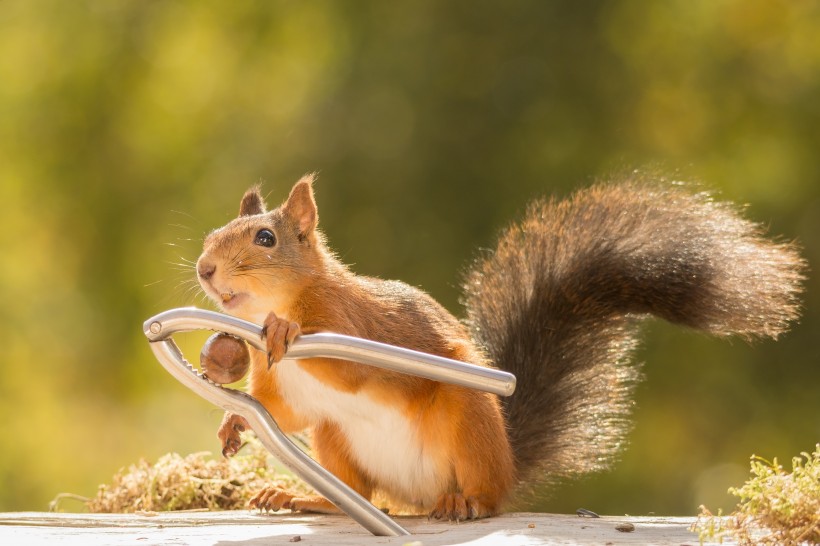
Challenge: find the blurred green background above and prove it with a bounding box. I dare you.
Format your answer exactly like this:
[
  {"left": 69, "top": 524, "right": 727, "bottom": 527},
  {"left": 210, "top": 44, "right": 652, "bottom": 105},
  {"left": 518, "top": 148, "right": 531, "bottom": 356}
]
[{"left": 1, "top": 0, "right": 818, "bottom": 516}]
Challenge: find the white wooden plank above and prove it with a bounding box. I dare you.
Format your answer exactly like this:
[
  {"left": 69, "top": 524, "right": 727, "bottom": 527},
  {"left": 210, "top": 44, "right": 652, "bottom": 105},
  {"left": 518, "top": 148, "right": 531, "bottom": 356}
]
[{"left": 0, "top": 511, "right": 727, "bottom": 545}]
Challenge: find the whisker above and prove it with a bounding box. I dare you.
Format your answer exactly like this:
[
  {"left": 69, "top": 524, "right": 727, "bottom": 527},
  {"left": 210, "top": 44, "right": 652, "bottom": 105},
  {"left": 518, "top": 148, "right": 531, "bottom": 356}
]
[
  {"left": 168, "top": 223, "right": 195, "bottom": 231},
  {"left": 170, "top": 210, "right": 199, "bottom": 222},
  {"left": 167, "top": 262, "right": 196, "bottom": 270},
  {"left": 234, "top": 263, "right": 315, "bottom": 274},
  {"left": 175, "top": 278, "right": 207, "bottom": 305}
]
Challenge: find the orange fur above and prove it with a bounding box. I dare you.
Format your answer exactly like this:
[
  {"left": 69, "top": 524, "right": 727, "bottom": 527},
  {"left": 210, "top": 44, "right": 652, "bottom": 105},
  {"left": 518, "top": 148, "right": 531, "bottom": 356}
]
[
  {"left": 312, "top": 421, "right": 374, "bottom": 499},
  {"left": 246, "top": 350, "right": 309, "bottom": 433},
  {"left": 197, "top": 176, "right": 515, "bottom": 518}
]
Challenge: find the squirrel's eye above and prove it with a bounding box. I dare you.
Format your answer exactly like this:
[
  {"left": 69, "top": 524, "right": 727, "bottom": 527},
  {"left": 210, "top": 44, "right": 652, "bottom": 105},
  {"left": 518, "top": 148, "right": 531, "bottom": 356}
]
[{"left": 254, "top": 229, "right": 276, "bottom": 247}]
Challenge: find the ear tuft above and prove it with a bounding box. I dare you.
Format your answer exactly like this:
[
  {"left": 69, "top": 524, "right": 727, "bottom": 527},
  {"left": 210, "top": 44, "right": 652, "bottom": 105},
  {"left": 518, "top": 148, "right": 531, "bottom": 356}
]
[
  {"left": 282, "top": 173, "right": 318, "bottom": 238},
  {"left": 239, "top": 185, "right": 266, "bottom": 216}
]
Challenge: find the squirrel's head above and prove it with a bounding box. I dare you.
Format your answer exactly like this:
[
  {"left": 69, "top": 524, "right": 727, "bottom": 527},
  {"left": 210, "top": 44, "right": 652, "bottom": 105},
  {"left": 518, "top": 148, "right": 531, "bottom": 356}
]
[{"left": 196, "top": 173, "right": 323, "bottom": 323}]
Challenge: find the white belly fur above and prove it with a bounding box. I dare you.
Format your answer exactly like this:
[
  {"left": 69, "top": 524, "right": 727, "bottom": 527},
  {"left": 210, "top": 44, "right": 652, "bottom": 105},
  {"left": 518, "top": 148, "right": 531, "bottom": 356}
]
[{"left": 275, "top": 358, "right": 447, "bottom": 507}]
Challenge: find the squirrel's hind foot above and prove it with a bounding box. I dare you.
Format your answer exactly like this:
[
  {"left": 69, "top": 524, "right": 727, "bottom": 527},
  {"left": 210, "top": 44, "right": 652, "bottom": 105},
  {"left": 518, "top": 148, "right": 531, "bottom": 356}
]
[
  {"left": 249, "top": 487, "right": 341, "bottom": 515},
  {"left": 429, "top": 492, "right": 497, "bottom": 521}
]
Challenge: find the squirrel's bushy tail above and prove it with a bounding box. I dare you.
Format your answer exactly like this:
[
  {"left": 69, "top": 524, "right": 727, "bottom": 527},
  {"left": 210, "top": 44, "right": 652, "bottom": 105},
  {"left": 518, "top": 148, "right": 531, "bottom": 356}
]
[{"left": 463, "top": 173, "right": 805, "bottom": 495}]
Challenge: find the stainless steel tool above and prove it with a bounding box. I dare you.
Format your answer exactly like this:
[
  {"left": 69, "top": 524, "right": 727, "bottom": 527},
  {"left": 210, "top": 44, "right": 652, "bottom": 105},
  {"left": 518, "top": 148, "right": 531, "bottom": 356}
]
[{"left": 143, "top": 307, "right": 517, "bottom": 536}]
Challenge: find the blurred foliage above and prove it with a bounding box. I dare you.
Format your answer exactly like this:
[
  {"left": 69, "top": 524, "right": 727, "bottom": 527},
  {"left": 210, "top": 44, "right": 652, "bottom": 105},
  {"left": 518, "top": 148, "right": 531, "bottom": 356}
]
[
  {"left": 693, "top": 445, "right": 820, "bottom": 545},
  {"left": 0, "top": 0, "right": 818, "bottom": 515}
]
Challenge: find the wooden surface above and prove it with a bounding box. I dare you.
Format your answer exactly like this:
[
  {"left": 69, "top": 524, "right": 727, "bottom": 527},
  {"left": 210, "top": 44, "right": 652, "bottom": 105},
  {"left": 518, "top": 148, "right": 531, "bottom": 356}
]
[{"left": 0, "top": 511, "right": 725, "bottom": 545}]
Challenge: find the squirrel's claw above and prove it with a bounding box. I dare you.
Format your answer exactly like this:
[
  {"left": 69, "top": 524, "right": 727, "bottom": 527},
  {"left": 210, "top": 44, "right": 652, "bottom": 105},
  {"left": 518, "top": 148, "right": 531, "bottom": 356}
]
[
  {"left": 262, "top": 312, "right": 302, "bottom": 368},
  {"left": 250, "top": 487, "right": 294, "bottom": 512},
  {"left": 429, "top": 493, "right": 492, "bottom": 521},
  {"left": 217, "top": 412, "right": 249, "bottom": 458},
  {"left": 250, "top": 488, "right": 341, "bottom": 514}
]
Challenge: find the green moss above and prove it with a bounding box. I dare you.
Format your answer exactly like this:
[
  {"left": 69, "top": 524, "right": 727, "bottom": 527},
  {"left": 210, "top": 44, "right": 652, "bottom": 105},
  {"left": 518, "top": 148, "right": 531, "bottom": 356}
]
[{"left": 693, "top": 444, "right": 819, "bottom": 545}]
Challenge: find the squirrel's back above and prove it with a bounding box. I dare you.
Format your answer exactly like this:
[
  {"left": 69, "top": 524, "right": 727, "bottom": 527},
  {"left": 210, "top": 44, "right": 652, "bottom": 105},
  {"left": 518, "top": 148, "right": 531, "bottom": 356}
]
[{"left": 463, "top": 174, "right": 805, "bottom": 495}]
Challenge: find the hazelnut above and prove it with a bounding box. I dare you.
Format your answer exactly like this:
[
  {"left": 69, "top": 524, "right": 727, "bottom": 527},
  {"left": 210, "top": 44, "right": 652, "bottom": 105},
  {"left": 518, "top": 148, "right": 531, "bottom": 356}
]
[{"left": 200, "top": 333, "right": 250, "bottom": 384}]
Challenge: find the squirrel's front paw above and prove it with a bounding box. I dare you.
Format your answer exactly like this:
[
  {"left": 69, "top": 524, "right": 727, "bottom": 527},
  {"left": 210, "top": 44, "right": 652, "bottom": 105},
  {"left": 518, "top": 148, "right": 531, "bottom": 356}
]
[
  {"left": 261, "top": 312, "right": 301, "bottom": 368},
  {"left": 249, "top": 487, "right": 340, "bottom": 514},
  {"left": 429, "top": 493, "right": 495, "bottom": 521},
  {"left": 217, "top": 412, "right": 249, "bottom": 457}
]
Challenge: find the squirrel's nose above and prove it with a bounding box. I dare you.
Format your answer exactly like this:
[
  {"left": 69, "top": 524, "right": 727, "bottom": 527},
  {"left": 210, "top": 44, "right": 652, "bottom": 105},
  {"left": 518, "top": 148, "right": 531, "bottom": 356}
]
[{"left": 197, "top": 261, "right": 216, "bottom": 281}]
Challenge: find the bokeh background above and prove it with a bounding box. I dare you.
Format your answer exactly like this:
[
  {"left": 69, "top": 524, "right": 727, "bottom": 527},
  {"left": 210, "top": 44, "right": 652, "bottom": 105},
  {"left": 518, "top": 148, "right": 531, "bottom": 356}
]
[{"left": 1, "top": 0, "right": 818, "bottom": 516}]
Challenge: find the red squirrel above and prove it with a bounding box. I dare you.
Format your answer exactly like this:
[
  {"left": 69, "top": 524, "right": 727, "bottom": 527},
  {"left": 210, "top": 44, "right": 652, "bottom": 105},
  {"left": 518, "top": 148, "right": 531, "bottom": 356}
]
[{"left": 194, "top": 172, "right": 804, "bottom": 520}]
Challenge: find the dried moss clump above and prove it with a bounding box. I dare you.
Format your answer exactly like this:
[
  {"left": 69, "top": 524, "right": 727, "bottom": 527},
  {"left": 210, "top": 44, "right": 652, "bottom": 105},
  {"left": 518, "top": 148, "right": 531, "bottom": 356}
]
[
  {"left": 53, "top": 434, "right": 307, "bottom": 512},
  {"left": 693, "top": 444, "right": 820, "bottom": 545}
]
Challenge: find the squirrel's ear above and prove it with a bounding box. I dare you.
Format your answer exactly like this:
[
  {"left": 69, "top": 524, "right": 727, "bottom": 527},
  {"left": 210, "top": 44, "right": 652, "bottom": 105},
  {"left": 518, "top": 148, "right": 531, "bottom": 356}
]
[
  {"left": 239, "top": 185, "right": 267, "bottom": 216},
  {"left": 282, "top": 173, "right": 318, "bottom": 238}
]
